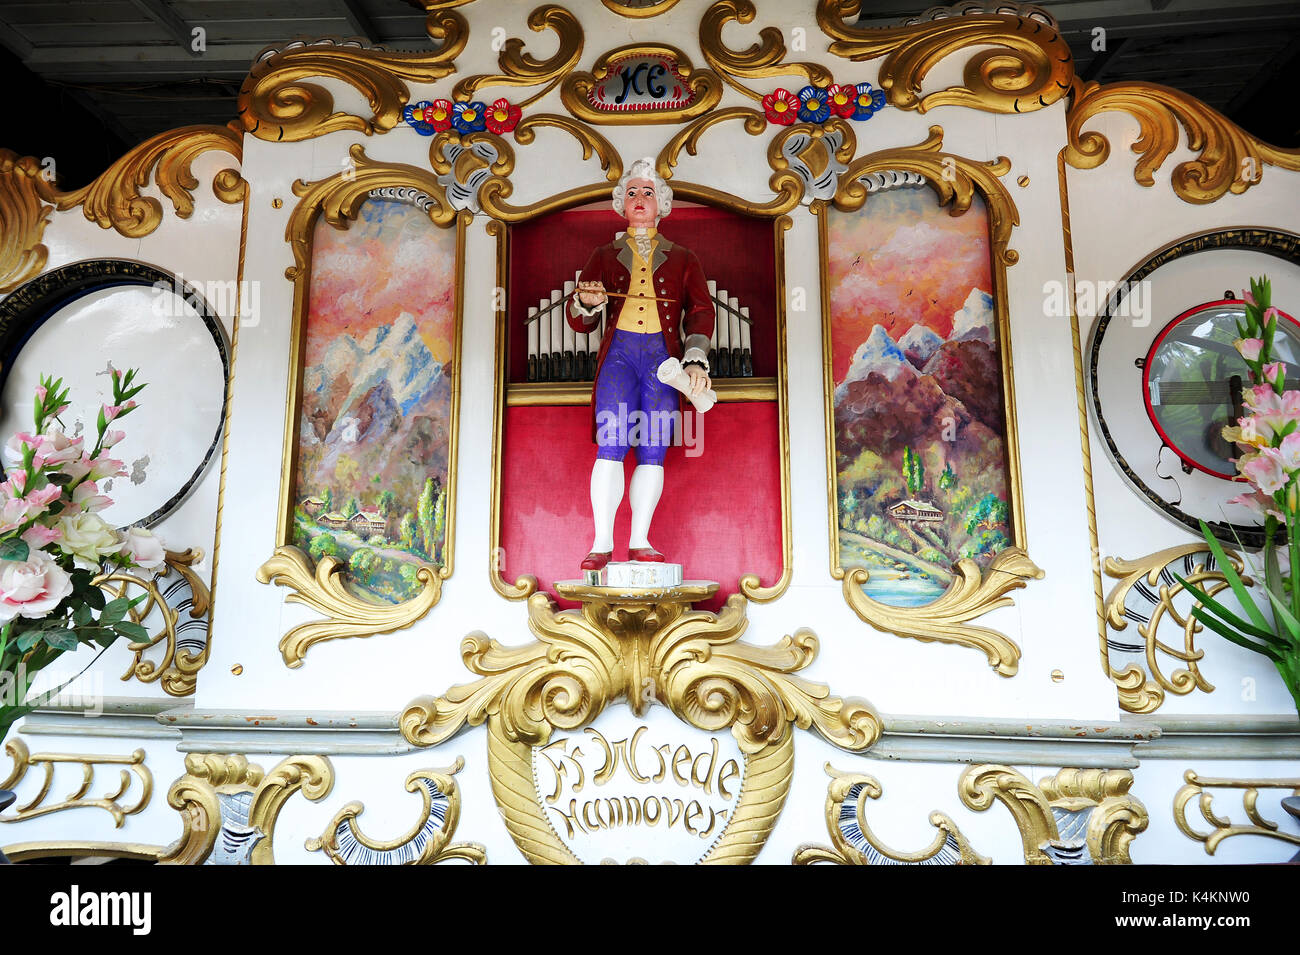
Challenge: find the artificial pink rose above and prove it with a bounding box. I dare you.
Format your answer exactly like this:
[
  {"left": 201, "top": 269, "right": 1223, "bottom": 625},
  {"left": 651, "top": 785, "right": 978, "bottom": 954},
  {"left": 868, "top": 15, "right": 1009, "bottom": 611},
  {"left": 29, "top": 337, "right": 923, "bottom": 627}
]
[
  {"left": 121, "top": 526, "right": 165, "bottom": 570},
  {"left": 1241, "top": 448, "right": 1288, "bottom": 495},
  {"left": 1264, "top": 362, "right": 1284, "bottom": 385},
  {"left": 1236, "top": 338, "right": 1264, "bottom": 361},
  {"left": 0, "top": 549, "right": 73, "bottom": 621}
]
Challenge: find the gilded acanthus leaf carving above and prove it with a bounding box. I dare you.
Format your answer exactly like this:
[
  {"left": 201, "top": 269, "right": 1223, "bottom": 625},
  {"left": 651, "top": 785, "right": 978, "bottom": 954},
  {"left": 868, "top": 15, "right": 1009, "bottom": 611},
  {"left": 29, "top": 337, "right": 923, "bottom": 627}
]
[
  {"left": 698, "top": 1, "right": 832, "bottom": 102},
  {"left": 401, "top": 590, "right": 881, "bottom": 756},
  {"left": 1065, "top": 79, "right": 1300, "bottom": 204},
  {"left": 816, "top": 1, "right": 1074, "bottom": 115},
  {"left": 0, "top": 150, "right": 51, "bottom": 293},
  {"left": 256, "top": 545, "right": 441, "bottom": 668},
  {"left": 238, "top": 8, "right": 468, "bottom": 142},
  {"left": 455, "top": 4, "right": 584, "bottom": 105}
]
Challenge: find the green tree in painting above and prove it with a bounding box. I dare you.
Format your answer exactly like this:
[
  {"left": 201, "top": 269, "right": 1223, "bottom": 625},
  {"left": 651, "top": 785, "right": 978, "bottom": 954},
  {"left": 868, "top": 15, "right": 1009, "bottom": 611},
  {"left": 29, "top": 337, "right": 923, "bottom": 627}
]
[
  {"left": 309, "top": 533, "right": 340, "bottom": 561},
  {"left": 399, "top": 511, "right": 418, "bottom": 552},
  {"left": 431, "top": 486, "right": 447, "bottom": 565},
  {"left": 343, "top": 497, "right": 360, "bottom": 520},
  {"left": 322, "top": 488, "right": 334, "bottom": 513},
  {"left": 376, "top": 490, "right": 397, "bottom": 518},
  {"left": 902, "top": 446, "right": 924, "bottom": 497},
  {"left": 938, "top": 464, "right": 956, "bottom": 492},
  {"left": 349, "top": 547, "right": 379, "bottom": 584},
  {"left": 417, "top": 477, "right": 442, "bottom": 562},
  {"left": 965, "top": 493, "right": 1009, "bottom": 535}
]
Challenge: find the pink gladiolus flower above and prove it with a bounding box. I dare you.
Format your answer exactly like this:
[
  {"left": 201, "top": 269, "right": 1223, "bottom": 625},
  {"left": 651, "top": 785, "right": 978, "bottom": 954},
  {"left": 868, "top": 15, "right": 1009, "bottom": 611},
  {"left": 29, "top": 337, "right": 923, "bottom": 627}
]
[
  {"left": 1244, "top": 290, "right": 1256, "bottom": 305},
  {"left": 87, "top": 455, "right": 125, "bottom": 481},
  {"left": 101, "top": 401, "right": 136, "bottom": 423},
  {"left": 70, "top": 481, "right": 112, "bottom": 514},
  {"left": 34, "top": 385, "right": 47, "bottom": 402},
  {"left": 1229, "top": 490, "right": 1285, "bottom": 521},
  {"left": 4, "top": 432, "right": 39, "bottom": 462},
  {"left": 1236, "top": 338, "right": 1264, "bottom": 361},
  {"left": 1264, "top": 306, "right": 1279, "bottom": 325},
  {"left": 1276, "top": 432, "right": 1300, "bottom": 472},
  {"left": 1241, "top": 448, "right": 1289, "bottom": 494},
  {"left": 100, "top": 430, "right": 125, "bottom": 449},
  {"left": 1264, "top": 362, "right": 1284, "bottom": 385},
  {"left": 31, "top": 428, "right": 83, "bottom": 469},
  {"left": 1243, "top": 387, "right": 1300, "bottom": 442}
]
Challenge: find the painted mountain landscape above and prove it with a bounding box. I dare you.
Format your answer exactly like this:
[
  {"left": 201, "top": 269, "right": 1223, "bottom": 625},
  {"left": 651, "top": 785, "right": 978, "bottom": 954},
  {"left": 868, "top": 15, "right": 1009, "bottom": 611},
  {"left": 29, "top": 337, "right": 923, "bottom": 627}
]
[
  {"left": 291, "top": 199, "right": 457, "bottom": 603},
  {"left": 828, "top": 188, "right": 1012, "bottom": 607}
]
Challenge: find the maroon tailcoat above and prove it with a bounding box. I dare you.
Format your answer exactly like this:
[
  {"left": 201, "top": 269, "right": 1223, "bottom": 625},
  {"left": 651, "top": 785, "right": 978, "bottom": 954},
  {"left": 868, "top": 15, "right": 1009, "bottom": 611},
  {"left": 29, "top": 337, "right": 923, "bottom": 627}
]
[{"left": 567, "top": 234, "right": 714, "bottom": 440}]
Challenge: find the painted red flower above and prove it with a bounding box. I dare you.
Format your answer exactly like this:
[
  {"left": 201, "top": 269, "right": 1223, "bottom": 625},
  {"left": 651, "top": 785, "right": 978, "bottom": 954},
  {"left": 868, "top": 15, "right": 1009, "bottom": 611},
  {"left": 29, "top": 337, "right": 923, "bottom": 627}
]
[
  {"left": 826, "top": 84, "right": 856, "bottom": 118},
  {"left": 485, "top": 98, "right": 522, "bottom": 134},
  {"left": 762, "top": 88, "right": 798, "bottom": 126},
  {"left": 422, "top": 99, "right": 454, "bottom": 132}
]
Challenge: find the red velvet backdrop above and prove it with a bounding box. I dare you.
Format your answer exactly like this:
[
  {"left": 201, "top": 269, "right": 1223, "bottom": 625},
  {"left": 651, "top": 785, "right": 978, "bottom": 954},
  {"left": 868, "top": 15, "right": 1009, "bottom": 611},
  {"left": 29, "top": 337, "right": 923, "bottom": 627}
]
[
  {"left": 500, "top": 402, "right": 784, "bottom": 611},
  {"left": 507, "top": 201, "right": 778, "bottom": 381}
]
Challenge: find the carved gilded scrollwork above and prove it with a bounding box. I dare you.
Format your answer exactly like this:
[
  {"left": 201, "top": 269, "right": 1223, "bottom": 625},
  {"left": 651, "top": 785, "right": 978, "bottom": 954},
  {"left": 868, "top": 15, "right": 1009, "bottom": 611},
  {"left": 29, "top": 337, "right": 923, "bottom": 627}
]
[
  {"left": 34, "top": 124, "right": 243, "bottom": 238},
  {"left": 94, "top": 548, "right": 211, "bottom": 697},
  {"left": 1064, "top": 80, "right": 1300, "bottom": 204},
  {"left": 656, "top": 107, "right": 803, "bottom": 215},
  {"left": 601, "top": 0, "right": 683, "bottom": 16},
  {"left": 1102, "top": 543, "right": 1250, "bottom": 714},
  {"left": 560, "top": 42, "right": 722, "bottom": 124},
  {"left": 1174, "top": 771, "right": 1300, "bottom": 856},
  {"left": 513, "top": 114, "right": 623, "bottom": 182},
  {"left": 698, "top": 0, "right": 833, "bottom": 101},
  {"left": 0, "top": 150, "right": 52, "bottom": 293},
  {"left": 959, "top": 765, "right": 1148, "bottom": 864},
  {"left": 401, "top": 589, "right": 880, "bottom": 755},
  {"left": 257, "top": 546, "right": 441, "bottom": 668},
  {"left": 0, "top": 738, "right": 152, "bottom": 827},
  {"left": 839, "top": 549, "right": 1042, "bottom": 677},
  {"left": 305, "top": 757, "right": 487, "bottom": 865},
  {"left": 238, "top": 8, "right": 468, "bottom": 141},
  {"left": 833, "top": 126, "right": 1019, "bottom": 266},
  {"left": 159, "top": 753, "right": 333, "bottom": 865},
  {"left": 454, "top": 4, "right": 583, "bottom": 107},
  {"left": 816, "top": 1, "right": 1074, "bottom": 115},
  {"left": 794, "top": 764, "right": 990, "bottom": 865}
]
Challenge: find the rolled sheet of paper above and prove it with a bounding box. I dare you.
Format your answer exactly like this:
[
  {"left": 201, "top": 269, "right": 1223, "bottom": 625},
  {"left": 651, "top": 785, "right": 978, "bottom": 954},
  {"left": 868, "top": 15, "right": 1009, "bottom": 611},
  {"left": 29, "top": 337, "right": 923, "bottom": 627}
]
[{"left": 657, "top": 356, "right": 717, "bottom": 413}]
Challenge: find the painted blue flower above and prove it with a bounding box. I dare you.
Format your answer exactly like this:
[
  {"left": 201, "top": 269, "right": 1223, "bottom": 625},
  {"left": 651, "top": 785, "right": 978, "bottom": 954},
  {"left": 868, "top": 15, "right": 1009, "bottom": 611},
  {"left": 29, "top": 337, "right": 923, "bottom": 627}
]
[
  {"left": 403, "top": 100, "right": 436, "bottom": 136},
  {"left": 852, "top": 82, "right": 887, "bottom": 121},
  {"left": 451, "top": 100, "right": 488, "bottom": 133},
  {"left": 796, "top": 85, "right": 831, "bottom": 124}
]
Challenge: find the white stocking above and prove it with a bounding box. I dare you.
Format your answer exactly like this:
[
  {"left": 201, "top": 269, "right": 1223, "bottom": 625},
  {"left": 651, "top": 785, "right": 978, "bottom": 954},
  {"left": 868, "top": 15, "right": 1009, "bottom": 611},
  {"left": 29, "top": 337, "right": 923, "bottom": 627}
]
[
  {"left": 590, "top": 458, "right": 624, "bottom": 552},
  {"left": 628, "top": 464, "right": 665, "bottom": 550}
]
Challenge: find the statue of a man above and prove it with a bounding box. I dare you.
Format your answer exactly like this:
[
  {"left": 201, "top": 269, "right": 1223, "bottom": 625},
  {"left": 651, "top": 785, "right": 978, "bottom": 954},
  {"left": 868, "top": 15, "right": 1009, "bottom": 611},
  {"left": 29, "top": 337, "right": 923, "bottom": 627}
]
[{"left": 568, "top": 157, "right": 714, "bottom": 571}]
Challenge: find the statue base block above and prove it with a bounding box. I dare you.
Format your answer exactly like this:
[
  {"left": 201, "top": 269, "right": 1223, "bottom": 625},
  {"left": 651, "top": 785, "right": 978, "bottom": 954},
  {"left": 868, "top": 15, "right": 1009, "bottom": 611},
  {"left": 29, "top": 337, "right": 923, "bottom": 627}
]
[{"left": 583, "top": 561, "right": 683, "bottom": 588}]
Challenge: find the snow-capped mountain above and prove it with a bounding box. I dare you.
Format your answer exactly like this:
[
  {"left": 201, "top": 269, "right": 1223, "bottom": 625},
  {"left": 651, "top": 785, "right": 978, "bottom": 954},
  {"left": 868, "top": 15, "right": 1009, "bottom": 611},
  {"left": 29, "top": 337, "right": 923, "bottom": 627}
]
[
  {"left": 836, "top": 325, "right": 916, "bottom": 402},
  {"left": 950, "top": 288, "right": 995, "bottom": 345},
  {"left": 898, "top": 323, "right": 945, "bottom": 368}
]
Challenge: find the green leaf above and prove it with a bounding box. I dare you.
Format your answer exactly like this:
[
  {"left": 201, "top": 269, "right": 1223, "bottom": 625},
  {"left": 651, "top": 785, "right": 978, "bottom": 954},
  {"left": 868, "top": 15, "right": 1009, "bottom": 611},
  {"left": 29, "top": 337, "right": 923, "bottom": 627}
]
[
  {"left": 72, "top": 604, "right": 92, "bottom": 627},
  {"left": 1262, "top": 586, "right": 1300, "bottom": 645},
  {"left": 84, "top": 587, "right": 105, "bottom": 611},
  {"left": 89, "top": 630, "right": 119, "bottom": 649},
  {"left": 41, "top": 629, "right": 78, "bottom": 652},
  {"left": 99, "top": 596, "right": 132, "bottom": 624},
  {"left": 0, "top": 537, "right": 30, "bottom": 562},
  {"left": 1174, "top": 573, "right": 1284, "bottom": 645},
  {"left": 114, "top": 621, "right": 149, "bottom": 641},
  {"left": 46, "top": 472, "right": 71, "bottom": 486},
  {"left": 1189, "top": 607, "right": 1282, "bottom": 662},
  {"left": 15, "top": 630, "right": 41, "bottom": 652},
  {"left": 1195, "top": 520, "right": 1271, "bottom": 632}
]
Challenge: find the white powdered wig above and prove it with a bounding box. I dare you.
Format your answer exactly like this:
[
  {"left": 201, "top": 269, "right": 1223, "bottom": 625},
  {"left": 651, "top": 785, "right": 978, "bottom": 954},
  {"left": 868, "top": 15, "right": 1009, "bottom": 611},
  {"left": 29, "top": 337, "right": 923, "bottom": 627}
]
[{"left": 612, "top": 157, "right": 673, "bottom": 221}]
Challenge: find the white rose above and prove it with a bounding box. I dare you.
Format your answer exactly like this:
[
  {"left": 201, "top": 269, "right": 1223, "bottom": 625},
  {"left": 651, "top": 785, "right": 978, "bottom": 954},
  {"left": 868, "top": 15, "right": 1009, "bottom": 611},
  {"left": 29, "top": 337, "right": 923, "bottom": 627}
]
[
  {"left": 121, "top": 526, "right": 166, "bottom": 570},
  {"left": 57, "top": 512, "right": 122, "bottom": 569},
  {"left": 0, "top": 549, "right": 74, "bottom": 621}
]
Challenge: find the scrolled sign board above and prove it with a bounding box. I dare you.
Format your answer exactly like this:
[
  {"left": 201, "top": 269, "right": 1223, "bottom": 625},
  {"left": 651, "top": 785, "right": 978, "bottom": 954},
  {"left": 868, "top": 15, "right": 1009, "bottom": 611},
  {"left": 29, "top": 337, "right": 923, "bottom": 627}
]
[{"left": 490, "top": 706, "right": 793, "bottom": 865}]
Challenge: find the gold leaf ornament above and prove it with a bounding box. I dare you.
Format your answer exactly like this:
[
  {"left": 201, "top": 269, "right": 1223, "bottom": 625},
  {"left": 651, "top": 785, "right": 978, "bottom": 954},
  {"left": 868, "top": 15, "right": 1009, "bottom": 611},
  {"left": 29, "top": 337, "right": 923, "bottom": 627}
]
[
  {"left": 815, "top": 1, "right": 1074, "bottom": 115},
  {"left": 238, "top": 9, "right": 468, "bottom": 141},
  {"left": 698, "top": 0, "right": 833, "bottom": 101},
  {"left": 0, "top": 150, "right": 52, "bottom": 292},
  {"left": 1065, "top": 80, "right": 1300, "bottom": 204}
]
